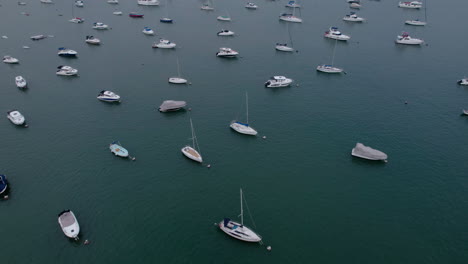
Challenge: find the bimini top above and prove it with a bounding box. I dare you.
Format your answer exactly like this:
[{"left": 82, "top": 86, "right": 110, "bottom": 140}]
[
  {"left": 352, "top": 143, "right": 388, "bottom": 160},
  {"left": 159, "top": 100, "right": 186, "bottom": 111},
  {"left": 272, "top": 76, "right": 287, "bottom": 80}
]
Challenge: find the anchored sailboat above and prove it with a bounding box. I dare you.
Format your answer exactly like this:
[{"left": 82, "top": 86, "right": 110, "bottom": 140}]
[
  {"left": 181, "top": 118, "right": 203, "bottom": 163},
  {"left": 230, "top": 93, "right": 258, "bottom": 136},
  {"left": 276, "top": 23, "right": 295, "bottom": 52},
  {"left": 317, "top": 39, "right": 344, "bottom": 73},
  {"left": 169, "top": 58, "right": 188, "bottom": 84}
]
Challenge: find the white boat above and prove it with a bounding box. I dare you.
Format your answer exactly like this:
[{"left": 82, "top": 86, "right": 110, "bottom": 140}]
[
  {"left": 395, "top": 32, "right": 423, "bottom": 45},
  {"left": 93, "top": 22, "right": 109, "bottom": 30},
  {"left": 317, "top": 40, "right": 344, "bottom": 74},
  {"left": 279, "top": 13, "right": 302, "bottom": 23},
  {"left": 350, "top": 3, "right": 361, "bottom": 9},
  {"left": 15, "top": 76, "right": 27, "bottom": 88},
  {"left": 324, "top": 27, "right": 351, "bottom": 41},
  {"left": 351, "top": 143, "right": 388, "bottom": 161},
  {"left": 18, "top": 2, "right": 27, "bottom": 5},
  {"left": 142, "top": 27, "right": 154, "bottom": 35},
  {"left": 405, "top": 19, "right": 426, "bottom": 26},
  {"left": 264, "top": 76, "right": 293, "bottom": 88},
  {"left": 152, "top": 39, "right": 176, "bottom": 49},
  {"left": 75, "top": 0, "right": 84, "bottom": 7},
  {"left": 285, "top": 0, "right": 300, "bottom": 8},
  {"left": 217, "top": 15, "right": 231, "bottom": 21},
  {"left": 69, "top": 17, "right": 84, "bottom": 23},
  {"left": 216, "top": 47, "right": 239, "bottom": 57},
  {"left": 398, "top": 1, "right": 422, "bottom": 9},
  {"left": 56, "top": 65, "right": 78, "bottom": 76},
  {"left": 97, "top": 90, "right": 120, "bottom": 102},
  {"left": 458, "top": 78, "right": 468, "bottom": 85},
  {"left": 343, "top": 12, "right": 365, "bottom": 22},
  {"left": 85, "top": 35, "right": 100, "bottom": 45},
  {"left": 31, "top": 35, "right": 46, "bottom": 40},
  {"left": 58, "top": 210, "right": 80, "bottom": 239},
  {"left": 113, "top": 11, "right": 123, "bottom": 15},
  {"left": 463, "top": 109, "right": 468, "bottom": 115},
  {"left": 245, "top": 3, "right": 258, "bottom": 9},
  {"left": 201, "top": 3, "right": 214, "bottom": 10},
  {"left": 181, "top": 119, "right": 203, "bottom": 163},
  {"left": 230, "top": 93, "right": 258, "bottom": 136},
  {"left": 109, "top": 141, "right": 129, "bottom": 158},
  {"left": 275, "top": 43, "right": 294, "bottom": 52},
  {"left": 57, "top": 47, "right": 78, "bottom": 57},
  {"left": 40, "top": 0, "right": 53, "bottom": 3},
  {"left": 107, "top": 0, "right": 118, "bottom": 4},
  {"left": 218, "top": 189, "right": 262, "bottom": 243},
  {"left": 169, "top": 59, "right": 188, "bottom": 84},
  {"left": 3, "top": 56, "right": 19, "bottom": 64},
  {"left": 217, "top": 29, "right": 235, "bottom": 36},
  {"left": 7, "top": 110, "right": 26, "bottom": 126},
  {"left": 137, "top": 0, "right": 159, "bottom": 5},
  {"left": 159, "top": 100, "right": 187, "bottom": 112}
]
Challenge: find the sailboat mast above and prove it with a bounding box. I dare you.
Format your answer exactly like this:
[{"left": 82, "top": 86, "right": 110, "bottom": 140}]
[
  {"left": 240, "top": 188, "right": 244, "bottom": 226},
  {"left": 331, "top": 39, "right": 337, "bottom": 66},
  {"left": 176, "top": 57, "right": 181, "bottom": 77},
  {"left": 190, "top": 118, "right": 195, "bottom": 148},
  {"left": 246, "top": 93, "right": 249, "bottom": 124}
]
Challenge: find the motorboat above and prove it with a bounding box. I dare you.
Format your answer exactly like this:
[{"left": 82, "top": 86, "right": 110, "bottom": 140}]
[
  {"left": 93, "top": 22, "right": 109, "bottom": 29},
  {"left": 395, "top": 32, "right": 423, "bottom": 45},
  {"left": 159, "top": 100, "right": 187, "bottom": 112},
  {"left": 398, "top": 1, "right": 422, "bottom": 8},
  {"left": 97, "top": 90, "right": 120, "bottom": 102},
  {"left": 142, "top": 27, "right": 154, "bottom": 35},
  {"left": 129, "top": 12, "right": 144, "bottom": 18},
  {"left": 217, "top": 16, "right": 231, "bottom": 21},
  {"left": 264, "top": 76, "right": 293, "bottom": 88},
  {"left": 3, "top": 56, "right": 19, "bottom": 64},
  {"left": 217, "top": 29, "right": 235, "bottom": 36},
  {"left": 317, "top": 65, "right": 344, "bottom": 73},
  {"left": 31, "top": 35, "right": 46, "bottom": 40},
  {"left": 458, "top": 78, "right": 468, "bottom": 85},
  {"left": 230, "top": 93, "right": 258, "bottom": 136},
  {"left": 245, "top": 3, "right": 258, "bottom": 9},
  {"left": 15, "top": 76, "right": 27, "bottom": 88},
  {"left": 343, "top": 12, "right": 364, "bottom": 22},
  {"left": 152, "top": 39, "right": 176, "bottom": 48},
  {"left": 275, "top": 43, "right": 294, "bottom": 52},
  {"left": 40, "top": 0, "right": 53, "bottom": 3},
  {"left": 57, "top": 47, "right": 78, "bottom": 57},
  {"left": 113, "top": 11, "right": 123, "bottom": 15},
  {"left": 56, "top": 65, "right": 78, "bottom": 76},
  {"left": 109, "top": 141, "right": 129, "bottom": 158},
  {"left": 137, "top": 0, "right": 159, "bottom": 5},
  {"left": 216, "top": 47, "right": 238, "bottom": 57},
  {"left": 279, "top": 13, "right": 302, "bottom": 23},
  {"left": 285, "top": 1, "right": 300, "bottom": 8},
  {"left": 85, "top": 35, "right": 100, "bottom": 45},
  {"left": 324, "top": 27, "right": 351, "bottom": 41},
  {"left": 107, "top": 0, "right": 118, "bottom": 4},
  {"left": 200, "top": 4, "right": 214, "bottom": 10},
  {"left": 168, "top": 77, "right": 188, "bottom": 84},
  {"left": 462, "top": 109, "right": 468, "bottom": 116},
  {"left": 58, "top": 210, "right": 80, "bottom": 239},
  {"left": 160, "top": 17, "right": 173, "bottom": 23},
  {"left": 181, "top": 119, "right": 203, "bottom": 163},
  {"left": 69, "top": 17, "right": 84, "bottom": 23},
  {"left": 350, "top": 3, "right": 361, "bottom": 9},
  {"left": 75, "top": 0, "right": 84, "bottom": 7},
  {"left": 0, "top": 174, "right": 7, "bottom": 195},
  {"left": 351, "top": 143, "right": 388, "bottom": 161},
  {"left": 405, "top": 19, "right": 426, "bottom": 26},
  {"left": 7, "top": 110, "right": 26, "bottom": 126}
]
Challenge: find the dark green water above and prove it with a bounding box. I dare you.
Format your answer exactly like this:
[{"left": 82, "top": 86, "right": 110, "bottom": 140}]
[{"left": 1, "top": 0, "right": 467, "bottom": 263}]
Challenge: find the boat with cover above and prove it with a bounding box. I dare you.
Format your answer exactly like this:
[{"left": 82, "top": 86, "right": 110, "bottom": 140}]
[
  {"left": 15, "top": 76, "right": 27, "bottom": 88},
  {"left": 0, "top": 174, "right": 7, "bottom": 195},
  {"left": 217, "top": 29, "right": 235, "bottom": 36},
  {"left": 181, "top": 119, "right": 203, "bottom": 163},
  {"left": 57, "top": 47, "right": 78, "bottom": 57},
  {"left": 85, "top": 36, "right": 100, "bottom": 45},
  {"left": 7, "top": 110, "right": 25, "bottom": 126},
  {"left": 93, "top": 22, "right": 109, "bottom": 29},
  {"left": 216, "top": 47, "right": 238, "bottom": 57},
  {"left": 217, "top": 15, "right": 231, "bottom": 21},
  {"left": 153, "top": 39, "right": 176, "bottom": 48},
  {"left": 245, "top": 3, "right": 258, "bottom": 9},
  {"left": 138, "top": 0, "right": 159, "bottom": 5},
  {"left": 75, "top": 0, "right": 84, "bottom": 7},
  {"left": 109, "top": 141, "right": 129, "bottom": 157},
  {"left": 56, "top": 65, "right": 78, "bottom": 76},
  {"left": 458, "top": 78, "right": 468, "bottom": 85},
  {"left": 58, "top": 210, "right": 80, "bottom": 239},
  {"left": 31, "top": 35, "right": 46, "bottom": 40},
  {"left": 351, "top": 143, "right": 388, "bottom": 161},
  {"left": 285, "top": 1, "right": 300, "bottom": 8},
  {"left": 398, "top": 1, "right": 422, "bottom": 8},
  {"left": 395, "top": 32, "right": 423, "bottom": 45},
  {"left": 159, "top": 100, "right": 186, "bottom": 112},
  {"left": 69, "top": 17, "right": 84, "bottom": 23},
  {"left": 405, "top": 19, "right": 426, "bottom": 26},
  {"left": 230, "top": 93, "right": 257, "bottom": 136},
  {"left": 129, "top": 12, "right": 144, "bottom": 18},
  {"left": 97, "top": 90, "right": 120, "bottom": 102},
  {"left": 324, "top": 27, "right": 351, "bottom": 41},
  {"left": 218, "top": 189, "right": 262, "bottom": 243},
  {"left": 265, "top": 76, "right": 293, "bottom": 88},
  {"left": 143, "top": 27, "right": 154, "bottom": 35},
  {"left": 279, "top": 13, "right": 302, "bottom": 23},
  {"left": 169, "top": 58, "right": 187, "bottom": 84},
  {"left": 343, "top": 12, "right": 364, "bottom": 22},
  {"left": 3, "top": 56, "right": 19, "bottom": 64}
]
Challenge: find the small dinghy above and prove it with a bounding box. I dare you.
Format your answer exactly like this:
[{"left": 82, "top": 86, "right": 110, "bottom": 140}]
[
  {"left": 285, "top": 1, "right": 300, "bottom": 8},
  {"left": 58, "top": 210, "right": 80, "bottom": 240},
  {"left": 15, "top": 76, "right": 27, "bottom": 88},
  {"left": 217, "top": 16, "right": 231, "bottom": 21},
  {"left": 279, "top": 13, "right": 302, "bottom": 23},
  {"left": 129, "top": 12, "right": 144, "bottom": 18},
  {"left": 3, "top": 56, "right": 19, "bottom": 64},
  {"left": 57, "top": 47, "right": 78, "bottom": 57},
  {"left": 142, "top": 27, "right": 154, "bottom": 35},
  {"left": 56, "top": 65, "right": 78, "bottom": 76},
  {"left": 69, "top": 17, "right": 84, "bottom": 23},
  {"left": 275, "top": 43, "right": 294, "bottom": 52},
  {"left": 405, "top": 19, "right": 426, "bottom": 26},
  {"left": 75, "top": 0, "right": 84, "bottom": 7},
  {"left": 181, "top": 119, "right": 203, "bottom": 163},
  {"left": 159, "top": 100, "right": 187, "bottom": 112},
  {"left": 160, "top": 17, "right": 173, "bottom": 23},
  {"left": 316, "top": 65, "right": 344, "bottom": 74},
  {"left": 85, "top": 36, "right": 100, "bottom": 45},
  {"left": 152, "top": 39, "right": 176, "bottom": 49},
  {"left": 216, "top": 47, "right": 238, "bottom": 57},
  {"left": 398, "top": 1, "right": 422, "bottom": 9},
  {"left": 265, "top": 76, "right": 293, "bottom": 88},
  {"left": 395, "top": 32, "right": 423, "bottom": 45},
  {"left": 138, "top": 0, "right": 159, "bottom": 5},
  {"left": 7, "top": 110, "right": 26, "bottom": 126},
  {"left": 343, "top": 12, "right": 364, "bottom": 22},
  {"left": 0, "top": 174, "right": 8, "bottom": 195},
  {"left": 93, "top": 22, "right": 109, "bottom": 30},
  {"left": 458, "top": 78, "right": 468, "bottom": 86},
  {"left": 97, "top": 90, "right": 120, "bottom": 102},
  {"left": 31, "top": 35, "right": 46, "bottom": 40},
  {"left": 351, "top": 143, "right": 388, "bottom": 161},
  {"left": 245, "top": 3, "right": 258, "bottom": 9},
  {"left": 324, "top": 27, "right": 351, "bottom": 41},
  {"left": 109, "top": 141, "right": 129, "bottom": 158},
  {"left": 217, "top": 29, "right": 234, "bottom": 36}
]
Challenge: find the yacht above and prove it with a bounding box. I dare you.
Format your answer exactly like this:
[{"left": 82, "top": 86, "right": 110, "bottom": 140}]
[
  {"left": 69, "top": 17, "right": 84, "bottom": 23},
  {"left": 217, "top": 15, "right": 231, "bottom": 21},
  {"left": 351, "top": 143, "right": 388, "bottom": 161},
  {"left": 324, "top": 27, "right": 351, "bottom": 41},
  {"left": 275, "top": 43, "right": 294, "bottom": 52},
  {"left": 265, "top": 76, "right": 293, "bottom": 88},
  {"left": 458, "top": 78, "right": 468, "bottom": 86},
  {"left": 15, "top": 76, "right": 27, "bottom": 88},
  {"left": 152, "top": 39, "right": 176, "bottom": 48},
  {"left": 316, "top": 65, "right": 344, "bottom": 73},
  {"left": 142, "top": 27, "right": 154, "bottom": 35},
  {"left": 93, "top": 22, "right": 109, "bottom": 29},
  {"left": 97, "top": 90, "right": 120, "bottom": 102},
  {"left": 109, "top": 141, "right": 129, "bottom": 158},
  {"left": 405, "top": 19, "right": 426, "bottom": 26},
  {"left": 31, "top": 35, "right": 46, "bottom": 40},
  {"left": 0, "top": 174, "right": 7, "bottom": 195},
  {"left": 217, "top": 29, "right": 235, "bottom": 36},
  {"left": 58, "top": 210, "right": 80, "bottom": 240},
  {"left": 85, "top": 36, "right": 100, "bottom": 45},
  {"left": 75, "top": 0, "right": 84, "bottom": 7},
  {"left": 285, "top": 1, "right": 300, "bottom": 8},
  {"left": 279, "top": 13, "right": 302, "bottom": 23},
  {"left": 181, "top": 119, "right": 203, "bottom": 163},
  {"left": 159, "top": 100, "right": 187, "bottom": 112},
  {"left": 3, "top": 56, "right": 19, "bottom": 64},
  {"left": 343, "top": 12, "right": 364, "bottom": 22},
  {"left": 7, "top": 110, "right": 26, "bottom": 126},
  {"left": 216, "top": 47, "right": 238, "bottom": 57},
  {"left": 137, "top": 0, "right": 159, "bottom": 5},
  {"left": 107, "top": 0, "right": 118, "bottom": 4},
  {"left": 245, "top": 3, "right": 258, "bottom": 9},
  {"left": 398, "top": 1, "right": 422, "bottom": 8},
  {"left": 56, "top": 65, "right": 78, "bottom": 76},
  {"left": 57, "top": 47, "right": 78, "bottom": 57},
  {"left": 395, "top": 32, "right": 423, "bottom": 45}
]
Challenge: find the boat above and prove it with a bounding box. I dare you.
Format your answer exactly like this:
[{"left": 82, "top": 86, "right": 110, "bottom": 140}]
[
  {"left": 0, "top": 174, "right": 7, "bottom": 195},
  {"left": 217, "top": 29, "right": 235, "bottom": 36},
  {"left": 18, "top": 2, "right": 27, "bottom": 5},
  {"left": 152, "top": 39, "right": 176, "bottom": 49},
  {"left": 405, "top": 19, "right": 426, "bottom": 26},
  {"left": 159, "top": 100, "right": 187, "bottom": 112},
  {"left": 317, "top": 40, "right": 344, "bottom": 74},
  {"left": 85, "top": 35, "right": 100, "bottom": 45},
  {"left": 137, "top": 0, "right": 159, "bottom": 5},
  {"left": 218, "top": 189, "right": 262, "bottom": 243},
  {"left": 142, "top": 27, "right": 154, "bottom": 35},
  {"left": 216, "top": 47, "right": 239, "bottom": 57},
  {"left": 56, "top": 65, "right": 78, "bottom": 76},
  {"left": 398, "top": 1, "right": 422, "bottom": 8},
  {"left": 245, "top": 3, "right": 258, "bottom": 9},
  {"left": 395, "top": 32, "right": 423, "bottom": 45},
  {"left": 168, "top": 58, "right": 188, "bottom": 84},
  {"left": 458, "top": 78, "right": 468, "bottom": 85},
  {"left": 462, "top": 109, "right": 468, "bottom": 115},
  {"left": 129, "top": 12, "right": 144, "bottom": 18},
  {"left": 113, "top": 11, "right": 123, "bottom": 15},
  {"left": 279, "top": 13, "right": 302, "bottom": 23},
  {"left": 324, "top": 27, "right": 351, "bottom": 41},
  {"left": 7, "top": 110, "right": 26, "bottom": 126},
  {"left": 264, "top": 76, "right": 293, "bottom": 88},
  {"left": 69, "top": 17, "right": 84, "bottom": 23},
  {"left": 93, "top": 22, "right": 109, "bottom": 29},
  {"left": 275, "top": 43, "right": 294, "bottom": 52},
  {"left": 160, "top": 17, "right": 173, "bottom": 23},
  {"left": 107, "top": 0, "right": 118, "bottom": 4},
  {"left": 31, "top": 35, "right": 46, "bottom": 40},
  {"left": 75, "top": 0, "right": 84, "bottom": 7},
  {"left": 109, "top": 141, "right": 129, "bottom": 158},
  {"left": 350, "top": 3, "right": 361, "bottom": 9},
  {"left": 58, "top": 210, "right": 80, "bottom": 239},
  {"left": 343, "top": 12, "right": 365, "bottom": 22},
  {"left": 285, "top": 1, "right": 300, "bottom": 8},
  {"left": 217, "top": 15, "right": 231, "bottom": 21},
  {"left": 3, "top": 56, "right": 19, "bottom": 64},
  {"left": 97, "top": 90, "right": 120, "bottom": 102},
  {"left": 40, "top": 0, "right": 53, "bottom": 3},
  {"left": 200, "top": 2, "right": 214, "bottom": 10},
  {"left": 15, "top": 76, "right": 27, "bottom": 88},
  {"left": 181, "top": 119, "right": 203, "bottom": 163},
  {"left": 230, "top": 93, "right": 258, "bottom": 135},
  {"left": 57, "top": 47, "right": 78, "bottom": 57},
  {"left": 352, "top": 143, "right": 388, "bottom": 161}
]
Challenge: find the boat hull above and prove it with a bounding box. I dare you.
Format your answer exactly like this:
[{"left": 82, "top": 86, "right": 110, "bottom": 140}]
[
  {"left": 58, "top": 210, "right": 80, "bottom": 239},
  {"left": 168, "top": 77, "right": 187, "bottom": 84},
  {"left": 181, "top": 146, "right": 202, "bottom": 163},
  {"left": 218, "top": 220, "right": 262, "bottom": 242},
  {"left": 0, "top": 174, "right": 7, "bottom": 194},
  {"left": 230, "top": 122, "right": 257, "bottom": 135},
  {"left": 316, "top": 65, "right": 344, "bottom": 73},
  {"left": 275, "top": 45, "right": 294, "bottom": 52}
]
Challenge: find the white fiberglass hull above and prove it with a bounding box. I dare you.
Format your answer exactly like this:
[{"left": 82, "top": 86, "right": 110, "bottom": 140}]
[
  {"left": 218, "top": 32, "right": 234, "bottom": 36},
  {"left": 58, "top": 211, "right": 80, "bottom": 239},
  {"left": 343, "top": 17, "right": 364, "bottom": 22},
  {"left": 138, "top": 0, "right": 159, "bottom": 6},
  {"left": 230, "top": 122, "right": 257, "bottom": 135},
  {"left": 351, "top": 149, "right": 386, "bottom": 161},
  {"left": 181, "top": 146, "right": 202, "bottom": 163},
  {"left": 7, "top": 114, "right": 25, "bottom": 126},
  {"left": 15, "top": 77, "right": 27, "bottom": 88},
  {"left": 218, "top": 220, "right": 261, "bottom": 242},
  {"left": 405, "top": 20, "right": 426, "bottom": 26},
  {"left": 154, "top": 43, "right": 176, "bottom": 49},
  {"left": 86, "top": 39, "right": 100, "bottom": 45},
  {"left": 217, "top": 16, "right": 231, "bottom": 21},
  {"left": 317, "top": 65, "right": 344, "bottom": 73},
  {"left": 169, "top": 77, "right": 188, "bottom": 84},
  {"left": 275, "top": 45, "right": 294, "bottom": 52},
  {"left": 279, "top": 16, "right": 302, "bottom": 23},
  {"left": 396, "top": 38, "right": 424, "bottom": 45},
  {"left": 458, "top": 79, "right": 468, "bottom": 85},
  {"left": 325, "top": 34, "right": 351, "bottom": 41}
]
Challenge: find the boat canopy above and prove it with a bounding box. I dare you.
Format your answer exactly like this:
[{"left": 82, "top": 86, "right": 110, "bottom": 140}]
[
  {"left": 159, "top": 100, "right": 186, "bottom": 111},
  {"left": 273, "top": 76, "right": 287, "bottom": 80},
  {"left": 353, "top": 143, "right": 388, "bottom": 160}
]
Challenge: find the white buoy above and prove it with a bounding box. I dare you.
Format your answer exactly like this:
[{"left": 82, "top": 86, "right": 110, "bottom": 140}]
[
  {"left": 262, "top": 136, "right": 266, "bottom": 139},
  {"left": 207, "top": 164, "right": 211, "bottom": 168},
  {"left": 267, "top": 246, "right": 272, "bottom": 251}
]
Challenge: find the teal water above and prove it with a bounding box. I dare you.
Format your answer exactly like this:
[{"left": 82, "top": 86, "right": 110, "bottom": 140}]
[{"left": 1, "top": 0, "right": 467, "bottom": 263}]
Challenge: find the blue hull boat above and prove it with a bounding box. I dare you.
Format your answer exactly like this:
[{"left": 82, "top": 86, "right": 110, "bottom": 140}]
[{"left": 160, "top": 18, "right": 173, "bottom": 23}]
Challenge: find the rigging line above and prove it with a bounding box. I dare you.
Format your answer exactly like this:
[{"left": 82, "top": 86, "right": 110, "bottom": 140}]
[{"left": 242, "top": 191, "right": 258, "bottom": 230}]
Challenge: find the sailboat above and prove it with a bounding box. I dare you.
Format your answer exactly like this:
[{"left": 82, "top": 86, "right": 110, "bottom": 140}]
[
  {"left": 230, "top": 93, "right": 258, "bottom": 136},
  {"left": 181, "top": 118, "right": 203, "bottom": 163},
  {"left": 160, "top": 0, "right": 173, "bottom": 23},
  {"left": 201, "top": 0, "right": 214, "bottom": 10},
  {"left": 405, "top": 0, "right": 427, "bottom": 26},
  {"left": 69, "top": 0, "right": 84, "bottom": 23},
  {"left": 218, "top": 188, "right": 262, "bottom": 243},
  {"left": 169, "top": 58, "right": 188, "bottom": 84},
  {"left": 217, "top": 11, "right": 231, "bottom": 21},
  {"left": 276, "top": 23, "right": 294, "bottom": 52},
  {"left": 279, "top": 5, "right": 302, "bottom": 23},
  {"left": 317, "top": 40, "right": 344, "bottom": 73}
]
